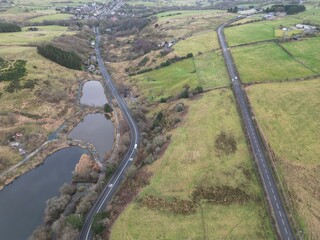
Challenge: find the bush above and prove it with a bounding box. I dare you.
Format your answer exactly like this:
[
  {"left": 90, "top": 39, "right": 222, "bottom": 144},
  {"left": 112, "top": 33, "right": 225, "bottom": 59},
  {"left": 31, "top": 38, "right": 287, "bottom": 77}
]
[
  {"left": 179, "top": 89, "right": 189, "bottom": 99},
  {"left": 194, "top": 86, "right": 204, "bottom": 94},
  {"left": 66, "top": 214, "right": 84, "bottom": 230},
  {"left": 45, "top": 195, "right": 71, "bottom": 223},
  {"left": 59, "top": 183, "right": 76, "bottom": 195},
  {"left": 186, "top": 53, "right": 193, "bottom": 58},
  {"left": 160, "top": 97, "right": 167, "bottom": 103},
  {"left": 104, "top": 103, "right": 113, "bottom": 113},
  {"left": 0, "top": 21, "right": 21, "bottom": 32},
  {"left": 0, "top": 60, "right": 27, "bottom": 82},
  {"left": 138, "top": 56, "right": 150, "bottom": 67},
  {"left": 92, "top": 211, "right": 110, "bottom": 235},
  {"left": 23, "top": 79, "right": 36, "bottom": 89}
]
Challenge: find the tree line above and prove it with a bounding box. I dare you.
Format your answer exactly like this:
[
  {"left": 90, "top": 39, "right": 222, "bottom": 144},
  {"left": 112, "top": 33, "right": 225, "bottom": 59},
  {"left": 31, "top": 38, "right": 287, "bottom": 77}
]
[
  {"left": 0, "top": 21, "right": 21, "bottom": 32},
  {"left": 265, "top": 4, "right": 306, "bottom": 15},
  {"left": 37, "top": 44, "right": 82, "bottom": 70}
]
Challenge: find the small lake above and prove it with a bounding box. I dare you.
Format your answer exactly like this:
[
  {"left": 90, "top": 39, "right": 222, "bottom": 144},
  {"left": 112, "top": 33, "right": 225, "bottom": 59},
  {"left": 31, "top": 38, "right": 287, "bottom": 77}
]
[
  {"left": 69, "top": 113, "right": 114, "bottom": 160},
  {"left": 0, "top": 146, "right": 86, "bottom": 240},
  {"left": 80, "top": 81, "right": 108, "bottom": 107}
]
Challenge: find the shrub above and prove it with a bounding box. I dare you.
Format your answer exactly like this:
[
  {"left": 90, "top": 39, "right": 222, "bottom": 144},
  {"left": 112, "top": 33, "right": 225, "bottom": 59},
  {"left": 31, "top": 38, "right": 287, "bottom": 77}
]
[
  {"left": 179, "top": 89, "right": 189, "bottom": 99},
  {"left": 186, "top": 53, "right": 193, "bottom": 58},
  {"left": 0, "top": 60, "right": 27, "bottom": 82},
  {"left": 194, "top": 86, "right": 204, "bottom": 94},
  {"left": 138, "top": 56, "right": 150, "bottom": 67},
  {"left": 92, "top": 211, "right": 110, "bottom": 235},
  {"left": 66, "top": 214, "right": 84, "bottom": 230},
  {"left": 160, "top": 97, "right": 167, "bottom": 103},
  {"left": 0, "top": 21, "right": 21, "bottom": 32},
  {"left": 104, "top": 103, "right": 113, "bottom": 113}
]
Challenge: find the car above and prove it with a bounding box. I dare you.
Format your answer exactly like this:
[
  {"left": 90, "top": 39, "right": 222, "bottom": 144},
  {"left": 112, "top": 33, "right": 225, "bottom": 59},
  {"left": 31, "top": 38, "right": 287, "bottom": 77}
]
[
  {"left": 134, "top": 144, "right": 137, "bottom": 149},
  {"left": 108, "top": 183, "right": 113, "bottom": 188},
  {"left": 129, "top": 157, "right": 133, "bottom": 161},
  {"left": 235, "top": 76, "right": 238, "bottom": 80}
]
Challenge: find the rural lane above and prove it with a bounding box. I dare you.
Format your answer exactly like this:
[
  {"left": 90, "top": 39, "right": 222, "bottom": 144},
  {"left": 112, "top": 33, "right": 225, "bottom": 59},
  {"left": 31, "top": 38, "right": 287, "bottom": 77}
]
[
  {"left": 78, "top": 27, "right": 140, "bottom": 240},
  {"left": 217, "top": 19, "right": 295, "bottom": 240}
]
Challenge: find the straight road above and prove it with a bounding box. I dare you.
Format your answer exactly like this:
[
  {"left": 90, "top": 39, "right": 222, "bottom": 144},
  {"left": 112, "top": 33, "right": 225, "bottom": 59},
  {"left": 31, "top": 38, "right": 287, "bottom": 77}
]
[
  {"left": 217, "top": 20, "right": 295, "bottom": 240},
  {"left": 78, "top": 27, "right": 140, "bottom": 240}
]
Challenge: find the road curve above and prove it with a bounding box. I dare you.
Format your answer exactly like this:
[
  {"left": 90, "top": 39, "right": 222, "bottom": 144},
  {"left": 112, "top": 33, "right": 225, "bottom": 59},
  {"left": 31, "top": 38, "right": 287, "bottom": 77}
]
[
  {"left": 78, "top": 27, "right": 140, "bottom": 240},
  {"left": 217, "top": 19, "right": 295, "bottom": 240}
]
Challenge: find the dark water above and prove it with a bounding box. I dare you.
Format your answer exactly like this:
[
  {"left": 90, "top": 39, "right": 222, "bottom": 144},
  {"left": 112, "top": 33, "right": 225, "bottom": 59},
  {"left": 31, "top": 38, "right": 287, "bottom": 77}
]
[
  {"left": 69, "top": 113, "right": 114, "bottom": 160},
  {"left": 80, "top": 81, "right": 108, "bottom": 107},
  {"left": 0, "top": 146, "right": 86, "bottom": 240}
]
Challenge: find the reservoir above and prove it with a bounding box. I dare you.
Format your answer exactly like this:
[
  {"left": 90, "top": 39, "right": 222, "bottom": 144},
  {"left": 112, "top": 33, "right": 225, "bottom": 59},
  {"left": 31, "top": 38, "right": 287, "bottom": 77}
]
[{"left": 0, "top": 147, "right": 86, "bottom": 240}]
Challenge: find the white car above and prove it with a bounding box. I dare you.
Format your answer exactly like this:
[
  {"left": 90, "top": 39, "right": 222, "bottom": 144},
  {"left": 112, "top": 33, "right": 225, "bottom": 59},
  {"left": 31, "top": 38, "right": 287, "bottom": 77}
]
[
  {"left": 129, "top": 157, "right": 133, "bottom": 161},
  {"left": 108, "top": 183, "right": 113, "bottom": 188}
]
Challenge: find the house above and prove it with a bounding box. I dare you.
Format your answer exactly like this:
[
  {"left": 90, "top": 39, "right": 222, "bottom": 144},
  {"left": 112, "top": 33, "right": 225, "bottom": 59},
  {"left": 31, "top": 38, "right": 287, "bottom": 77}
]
[{"left": 296, "top": 24, "right": 317, "bottom": 30}]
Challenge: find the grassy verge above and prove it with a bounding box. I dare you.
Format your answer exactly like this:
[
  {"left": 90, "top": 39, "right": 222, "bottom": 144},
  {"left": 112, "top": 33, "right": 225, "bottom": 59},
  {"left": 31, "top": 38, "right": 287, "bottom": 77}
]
[
  {"left": 111, "top": 89, "right": 274, "bottom": 239},
  {"left": 231, "top": 42, "right": 314, "bottom": 83},
  {"left": 246, "top": 79, "right": 320, "bottom": 239}
]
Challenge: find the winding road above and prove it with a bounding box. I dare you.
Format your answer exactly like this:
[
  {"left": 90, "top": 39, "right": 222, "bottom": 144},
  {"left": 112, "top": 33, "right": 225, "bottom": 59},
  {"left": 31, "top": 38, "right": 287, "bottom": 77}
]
[
  {"left": 218, "top": 19, "right": 295, "bottom": 240},
  {"left": 78, "top": 28, "right": 140, "bottom": 240}
]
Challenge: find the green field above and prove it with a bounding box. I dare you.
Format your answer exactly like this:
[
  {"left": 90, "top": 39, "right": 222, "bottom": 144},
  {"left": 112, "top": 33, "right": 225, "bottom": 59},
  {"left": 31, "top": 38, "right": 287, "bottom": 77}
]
[
  {"left": 131, "top": 51, "right": 229, "bottom": 101},
  {"left": 173, "top": 31, "right": 220, "bottom": 56},
  {"left": 28, "top": 13, "right": 72, "bottom": 23},
  {"left": 225, "top": 17, "right": 300, "bottom": 46},
  {"left": 157, "top": 10, "right": 224, "bottom": 20},
  {"left": 291, "top": 7, "right": 320, "bottom": 25},
  {"left": 246, "top": 79, "right": 320, "bottom": 238},
  {"left": 231, "top": 42, "right": 314, "bottom": 83},
  {"left": 247, "top": 80, "right": 320, "bottom": 165},
  {"left": 0, "top": 25, "right": 74, "bottom": 45},
  {"left": 281, "top": 37, "right": 320, "bottom": 74},
  {"left": 111, "top": 89, "right": 274, "bottom": 239}
]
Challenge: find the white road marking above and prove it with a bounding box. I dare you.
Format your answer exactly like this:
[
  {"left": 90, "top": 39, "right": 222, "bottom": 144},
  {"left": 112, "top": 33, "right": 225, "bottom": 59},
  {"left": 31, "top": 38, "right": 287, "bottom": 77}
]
[
  {"left": 285, "top": 227, "right": 288, "bottom": 234},
  {"left": 271, "top": 188, "right": 274, "bottom": 193},
  {"left": 273, "top": 194, "right": 276, "bottom": 200},
  {"left": 282, "top": 218, "right": 285, "bottom": 225},
  {"left": 276, "top": 203, "right": 280, "bottom": 209},
  {"left": 279, "top": 211, "right": 282, "bottom": 217}
]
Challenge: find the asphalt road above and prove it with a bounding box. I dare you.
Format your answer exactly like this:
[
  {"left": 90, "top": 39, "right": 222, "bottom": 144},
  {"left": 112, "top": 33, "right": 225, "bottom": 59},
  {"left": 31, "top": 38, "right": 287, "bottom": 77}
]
[
  {"left": 218, "top": 19, "right": 295, "bottom": 240},
  {"left": 78, "top": 27, "right": 140, "bottom": 240}
]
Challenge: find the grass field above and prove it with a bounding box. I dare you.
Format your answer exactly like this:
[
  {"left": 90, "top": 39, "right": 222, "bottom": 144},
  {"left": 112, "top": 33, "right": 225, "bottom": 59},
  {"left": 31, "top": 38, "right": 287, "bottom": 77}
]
[
  {"left": 225, "top": 17, "right": 300, "bottom": 46},
  {"left": 111, "top": 89, "right": 274, "bottom": 240},
  {"left": 173, "top": 31, "right": 220, "bottom": 56},
  {"left": 131, "top": 51, "right": 229, "bottom": 101},
  {"left": 0, "top": 25, "right": 74, "bottom": 45},
  {"left": 154, "top": 10, "right": 234, "bottom": 41},
  {"left": 231, "top": 42, "right": 314, "bottom": 83},
  {"left": 246, "top": 79, "right": 320, "bottom": 238},
  {"left": 291, "top": 7, "right": 320, "bottom": 25},
  {"left": 156, "top": 10, "right": 224, "bottom": 19},
  {"left": 281, "top": 37, "right": 320, "bottom": 74},
  {"left": 28, "top": 13, "right": 72, "bottom": 23},
  {"left": 0, "top": 45, "right": 82, "bottom": 171}
]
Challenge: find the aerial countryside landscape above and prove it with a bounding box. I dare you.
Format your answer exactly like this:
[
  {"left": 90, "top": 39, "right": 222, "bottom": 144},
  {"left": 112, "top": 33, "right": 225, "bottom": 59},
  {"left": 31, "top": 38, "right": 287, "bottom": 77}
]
[{"left": 0, "top": 0, "right": 319, "bottom": 239}]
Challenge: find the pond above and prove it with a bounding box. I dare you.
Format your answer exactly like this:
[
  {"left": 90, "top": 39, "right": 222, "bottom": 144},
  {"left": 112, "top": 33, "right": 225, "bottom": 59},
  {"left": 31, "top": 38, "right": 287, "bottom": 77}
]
[
  {"left": 80, "top": 80, "right": 108, "bottom": 107},
  {"left": 68, "top": 113, "right": 114, "bottom": 160}
]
